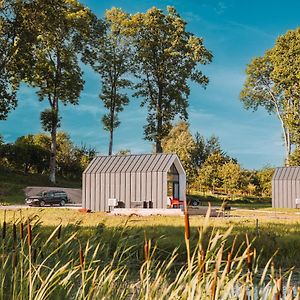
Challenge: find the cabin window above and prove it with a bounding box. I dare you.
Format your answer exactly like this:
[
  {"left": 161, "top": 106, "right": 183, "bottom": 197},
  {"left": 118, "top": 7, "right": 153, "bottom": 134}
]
[{"left": 167, "top": 164, "right": 179, "bottom": 198}]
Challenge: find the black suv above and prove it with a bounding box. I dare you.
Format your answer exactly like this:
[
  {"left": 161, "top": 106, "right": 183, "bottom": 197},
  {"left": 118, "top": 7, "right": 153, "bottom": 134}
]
[{"left": 25, "top": 191, "right": 68, "bottom": 207}]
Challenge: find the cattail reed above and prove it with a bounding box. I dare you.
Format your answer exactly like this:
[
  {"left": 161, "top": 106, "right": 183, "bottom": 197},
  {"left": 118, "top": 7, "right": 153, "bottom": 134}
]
[
  {"left": 2, "top": 210, "right": 6, "bottom": 239},
  {"left": 210, "top": 278, "right": 216, "bottom": 300},
  {"left": 27, "top": 223, "right": 32, "bottom": 246},
  {"left": 79, "top": 248, "right": 84, "bottom": 267},
  {"left": 57, "top": 225, "right": 62, "bottom": 240},
  {"left": 199, "top": 250, "right": 206, "bottom": 275},
  {"left": 226, "top": 251, "right": 232, "bottom": 275},
  {"left": 184, "top": 202, "right": 190, "bottom": 240}
]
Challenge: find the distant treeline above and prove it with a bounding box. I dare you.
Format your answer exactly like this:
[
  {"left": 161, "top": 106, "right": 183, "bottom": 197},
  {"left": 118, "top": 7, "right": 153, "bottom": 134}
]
[
  {"left": 162, "top": 122, "right": 274, "bottom": 197},
  {"left": 0, "top": 133, "right": 95, "bottom": 180}
]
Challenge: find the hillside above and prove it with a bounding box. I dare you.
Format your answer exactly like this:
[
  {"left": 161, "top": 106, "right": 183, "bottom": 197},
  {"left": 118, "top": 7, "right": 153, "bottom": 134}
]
[{"left": 0, "top": 167, "right": 81, "bottom": 204}]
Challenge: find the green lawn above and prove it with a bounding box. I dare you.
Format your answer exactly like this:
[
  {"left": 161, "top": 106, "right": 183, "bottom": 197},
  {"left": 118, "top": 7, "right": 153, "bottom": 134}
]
[
  {"left": 0, "top": 167, "right": 81, "bottom": 204},
  {"left": 188, "top": 192, "right": 272, "bottom": 209}
]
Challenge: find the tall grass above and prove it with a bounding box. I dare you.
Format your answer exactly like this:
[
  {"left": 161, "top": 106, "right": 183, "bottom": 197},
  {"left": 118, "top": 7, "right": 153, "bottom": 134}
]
[{"left": 0, "top": 209, "right": 298, "bottom": 299}]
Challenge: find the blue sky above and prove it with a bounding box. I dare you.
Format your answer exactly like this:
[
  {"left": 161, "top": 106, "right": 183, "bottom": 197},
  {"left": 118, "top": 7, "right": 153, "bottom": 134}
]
[{"left": 1, "top": 0, "right": 300, "bottom": 169}]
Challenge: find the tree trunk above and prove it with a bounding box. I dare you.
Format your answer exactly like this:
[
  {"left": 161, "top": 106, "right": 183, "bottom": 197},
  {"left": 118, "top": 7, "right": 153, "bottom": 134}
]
[
  {"left": 49, "top": 99, "right": 58, "bottom": 184},
  {"left": 156, "top": 86, "right": 163, "bottom": 153},
  {"left": 108, "top": 128, "right": 113, "bottom": 155},
  {"left": 283, "top": 125, "right": 291, "bottom": 166},
  {"left": 49, "top": 122, "right": 57, "bottom": 183},
  {"left": 156, "top": 139, "right": 163, "bottom": 153},
  {"left": 108, "top": 103, "right": 115, "bottom": 155}
]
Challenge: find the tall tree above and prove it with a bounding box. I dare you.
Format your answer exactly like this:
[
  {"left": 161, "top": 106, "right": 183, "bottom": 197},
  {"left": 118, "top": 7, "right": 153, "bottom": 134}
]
[
  {"left": 84, "top": 8, "right": 132, "bottom": 155},
  {"left": 22, "top": 0, "right": 99, "bottom": 183},
  {"left": 0, "top": 0, "right": 30, "bottom": 120},
  {"left": 128, "top": 7, "right": 212, "bottom": 153},
  {"left": 240, "top": 28, "right": 300, "bottom": 164},
  {"left": 192, "top": 133, "right": 224, "bottom": 168},
  {"left": 162, "top": 121, "right": 197, "bottom": 183}
]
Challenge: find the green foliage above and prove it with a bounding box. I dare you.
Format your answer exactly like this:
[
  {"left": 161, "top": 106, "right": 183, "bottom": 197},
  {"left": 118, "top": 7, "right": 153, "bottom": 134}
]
[
  {"left": 116, "top": 149, "right": 131, "bottom": 156},
  {"left": 162, "top": 121, "right": 197, "bottom": 183},
  {"left": 83, "top": 8, "right": 131, "bottom": 155},
  {"left": 197, "top": 151, "right": 231, "bottom": 192},
  {"left": 219, "top": 161, "right": 242, "bottom": 194},
  {"left": 128, "top": 6, "right": 212, "bottom": 152},
  {"left": 40, "top": 108, "right": 61, "bottom": 132},
  {"left": 16, "top": 0, "right": 99, "bottom": 182},
  {"left": 256, "top": 167, "right": 274, "bottom": 197},
  {"left": 240, "top": 27, "right": 300, "bottom": 164},
  {"left": 0, "top": 132, "right": 95, "bottom": 179},
  {"left": 192, "top": 133, "right": 224, "bottom": 167},
  {"left": 0, "top": 0, "right": 20, "bottom": 119}
]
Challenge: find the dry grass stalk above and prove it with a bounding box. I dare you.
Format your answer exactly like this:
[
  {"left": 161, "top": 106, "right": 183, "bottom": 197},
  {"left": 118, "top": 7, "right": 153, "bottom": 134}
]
[
  {"left": 13, "top": 223, "right": 17, "bottom": 244},
  {"left": 2, "top": 210, "right": 6, "bottom": 239},
  {"left": 19, "top": 223, "right": 23, "bottom": 240},
  {"left": 12, "top": 251, "right": 17, "bottom": 268},
  {"left": 144, "top": 240, "right": 149, "bottom": 262},
  {"left": 79, "top": 248, "right": 84, "bottom": 267}
]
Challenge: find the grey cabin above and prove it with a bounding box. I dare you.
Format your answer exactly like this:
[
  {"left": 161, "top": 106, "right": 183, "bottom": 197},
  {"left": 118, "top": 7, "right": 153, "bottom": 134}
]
[
  {"left": 82, "top": 153, "right": 186, "bottom": 212},
  {"left": 272, "top": 166, "right": 300, "bottom": 208}
]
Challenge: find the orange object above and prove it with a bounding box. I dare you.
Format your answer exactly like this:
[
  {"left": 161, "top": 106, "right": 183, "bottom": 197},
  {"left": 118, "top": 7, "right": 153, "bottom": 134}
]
[
  {"left": 78, "top": 208, "right": 91, "bottom": 213},
  {"left": 169, "top": 197, "right": 184, "bottom": 208}
]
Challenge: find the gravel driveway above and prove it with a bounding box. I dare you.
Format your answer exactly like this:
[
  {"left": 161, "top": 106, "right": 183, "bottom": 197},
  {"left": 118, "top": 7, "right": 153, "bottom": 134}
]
[{"left": 0, "top": 204, "right": 82, "bottom": 210}]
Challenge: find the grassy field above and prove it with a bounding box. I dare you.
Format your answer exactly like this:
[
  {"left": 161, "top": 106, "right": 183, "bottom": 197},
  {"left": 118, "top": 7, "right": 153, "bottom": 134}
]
[
  {"left": 0, "top": 207, "right": 298, "bottom": 298},
  {"left": 0, "top": 167, "right": 81, "bottom": 204},
  {"left": 1, "top": 207, "right": 300, "bottom": 268}
]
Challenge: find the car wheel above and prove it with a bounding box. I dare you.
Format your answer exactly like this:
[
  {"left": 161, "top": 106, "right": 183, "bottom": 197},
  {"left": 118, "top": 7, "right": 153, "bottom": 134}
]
[
  {"left": 60, "top": 199, "right": 66, "bottom": 206},
  {"left": 191, "top": 200, "right": 199, "bottom": 206},
  {"left": 39, "top": 200, "right": 46, "bottom": 207}
]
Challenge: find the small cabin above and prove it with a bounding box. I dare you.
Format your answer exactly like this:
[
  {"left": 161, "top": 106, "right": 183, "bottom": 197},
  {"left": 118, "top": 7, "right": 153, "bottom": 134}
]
[
  {"left": 272, "top": 166, "right": 300, "bottom": 208},
  {"left": 82, "top": 153, "right": 186, "bottom": 212}
]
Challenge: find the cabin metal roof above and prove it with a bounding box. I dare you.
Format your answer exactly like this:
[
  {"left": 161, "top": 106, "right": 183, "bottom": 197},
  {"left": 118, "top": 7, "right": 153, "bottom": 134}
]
[
  {"left": 83, "top": 153, "right": 181, "bottom": 174},
  {"left": 273, "top": 167, "right": 300, "bottom": 180}
]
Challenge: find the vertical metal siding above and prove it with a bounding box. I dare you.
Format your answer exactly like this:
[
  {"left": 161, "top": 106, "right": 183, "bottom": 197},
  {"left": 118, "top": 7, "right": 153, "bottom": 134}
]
[
  {"left": 157, "top": 172, "right": 163, "bottom": 208},
  {"left": 135, "top": 173, "right": 141, "bottom": 202},
  {"left": 151, "top": 173, "right": 157, "bottom": 208},
  {"left": 162, "top": 172, "right": 167, "bottom": 208},
  {"left": 82, "top": 174, "right": 86, "bottom": 208},
  {"left": 83, "top": 154, "right": 186, "bottom": 211},
  {"left": 85, "top": 173, "right": 91, "bottom": 210},
  {"left": 125, "top": 173, "right": 131, "bottom": 207},
  {"left": 95, "top": 173, "right": 100, "bottom": 211},
  {"left": 90, "top": 173, "right": 96, "bottom": 211}
]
